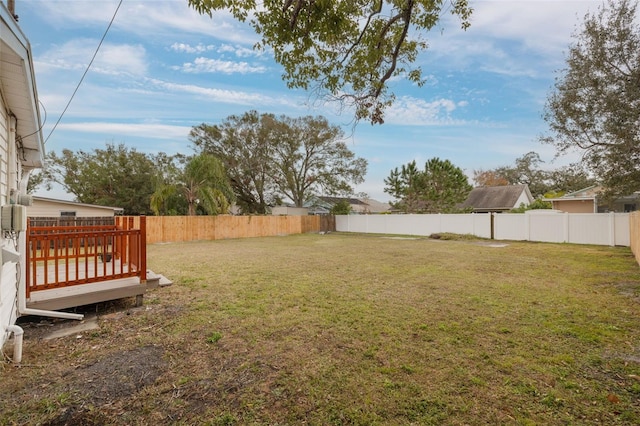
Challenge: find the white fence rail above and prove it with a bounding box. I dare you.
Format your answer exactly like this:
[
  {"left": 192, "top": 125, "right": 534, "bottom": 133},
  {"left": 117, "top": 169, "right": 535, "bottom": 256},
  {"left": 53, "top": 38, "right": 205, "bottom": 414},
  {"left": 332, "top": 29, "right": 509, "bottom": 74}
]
[{"left": 336, "top": 211, "right": 630, "bottom": 247}]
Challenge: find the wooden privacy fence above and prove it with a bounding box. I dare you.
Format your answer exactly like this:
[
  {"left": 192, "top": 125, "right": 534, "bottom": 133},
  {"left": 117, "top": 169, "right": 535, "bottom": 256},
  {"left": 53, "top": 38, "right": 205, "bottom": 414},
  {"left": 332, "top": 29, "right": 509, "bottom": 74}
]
[
  {"left": 121, "top": 214, "right": 334, "bottom": 244},
  {"left": 26, "top": 216, "right": 147, "bottom": 296}
]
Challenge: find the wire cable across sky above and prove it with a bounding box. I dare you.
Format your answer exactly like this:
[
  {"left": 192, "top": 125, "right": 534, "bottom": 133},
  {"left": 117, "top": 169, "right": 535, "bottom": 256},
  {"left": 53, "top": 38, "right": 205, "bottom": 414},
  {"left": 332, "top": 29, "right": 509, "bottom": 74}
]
[{"left": 44, "top": 0, "right": 124, "bottom": 144}]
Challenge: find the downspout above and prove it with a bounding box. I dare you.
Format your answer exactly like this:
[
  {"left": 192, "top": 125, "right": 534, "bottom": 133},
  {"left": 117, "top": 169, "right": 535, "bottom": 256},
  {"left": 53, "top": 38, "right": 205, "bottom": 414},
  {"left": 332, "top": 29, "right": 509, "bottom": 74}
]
[
  {"left": 5, "top": 324, "right": 23, "bottom": 363},
  {"left": 7, "top": 114, "right": 17, "bottom": 203}
]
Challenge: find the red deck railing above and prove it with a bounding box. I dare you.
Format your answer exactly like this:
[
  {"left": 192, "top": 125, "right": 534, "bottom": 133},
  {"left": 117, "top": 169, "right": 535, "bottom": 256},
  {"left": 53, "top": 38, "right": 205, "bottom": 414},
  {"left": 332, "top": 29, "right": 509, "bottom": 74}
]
[{"left": 26, "top": 216, "right": 147, "bottom": 297}]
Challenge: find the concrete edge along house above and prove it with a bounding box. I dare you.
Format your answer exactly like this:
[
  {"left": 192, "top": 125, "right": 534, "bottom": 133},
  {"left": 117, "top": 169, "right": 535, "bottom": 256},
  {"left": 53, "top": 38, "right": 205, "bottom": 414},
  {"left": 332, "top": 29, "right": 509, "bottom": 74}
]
[{"left": 0, "top": 0, "right": 45, "bottom": 361}]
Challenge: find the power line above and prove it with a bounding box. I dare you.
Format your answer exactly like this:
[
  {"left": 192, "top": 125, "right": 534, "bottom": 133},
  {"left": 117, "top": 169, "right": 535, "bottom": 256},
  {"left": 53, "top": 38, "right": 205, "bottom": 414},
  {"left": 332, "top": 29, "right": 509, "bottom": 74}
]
[{"left": 44, "top": 0, "right": 124, "bottom": 144}]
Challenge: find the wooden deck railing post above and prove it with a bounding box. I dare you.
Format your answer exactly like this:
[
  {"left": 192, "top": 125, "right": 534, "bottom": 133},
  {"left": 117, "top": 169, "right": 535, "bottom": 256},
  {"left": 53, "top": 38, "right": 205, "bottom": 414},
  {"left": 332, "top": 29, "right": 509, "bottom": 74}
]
[{"left": 140, "top": 216, "right": 147, "bottom": 281}]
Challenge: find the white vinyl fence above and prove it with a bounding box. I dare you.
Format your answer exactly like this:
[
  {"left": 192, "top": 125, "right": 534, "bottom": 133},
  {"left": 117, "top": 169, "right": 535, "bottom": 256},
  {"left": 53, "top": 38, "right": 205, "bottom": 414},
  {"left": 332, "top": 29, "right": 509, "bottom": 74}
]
[{"left": 336, "top": 211, "right": 630, "bottom": 246}]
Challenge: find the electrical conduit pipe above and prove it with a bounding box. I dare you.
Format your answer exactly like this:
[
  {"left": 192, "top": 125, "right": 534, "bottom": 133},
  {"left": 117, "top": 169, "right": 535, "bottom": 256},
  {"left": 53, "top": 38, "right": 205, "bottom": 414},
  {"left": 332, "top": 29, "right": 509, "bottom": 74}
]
[{"left": 5, "top": 324, "right": 23, "bottom": 363}]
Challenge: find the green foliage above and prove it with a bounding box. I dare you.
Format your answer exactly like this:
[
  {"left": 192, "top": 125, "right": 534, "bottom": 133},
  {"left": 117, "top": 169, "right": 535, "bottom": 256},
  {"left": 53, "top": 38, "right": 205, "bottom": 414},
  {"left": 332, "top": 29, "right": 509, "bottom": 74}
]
[
  {"left": 206, "top": 331, "right": 223, "bottom": 344},
  {"left": 509, "top": 199, "right": 552, "bottom": 213},
  {"left": 330, "top": 199, "right": 352, "bottom": 215},
  {"left": 429, "top": 233, "right": 479, "bottom": 241},
  {"left": 150, "top": 154, "right": 235, "bottom": 216},
  {"left": 190, "top": 111, "right": 367, "bottom": 209},
  {"left": 26, "top": 169, "right": 50, "bottom": 194},
  {"left": 473, "top": 152, "right": 596, "bottom": 198},
  {"left": 44, "top": 143, "right": 159, "bottom": 215},
  {"left": 190, "top": 111, "right": 275, "bottom": 214},
  {"left": 541, "top": 0, "right": 640, "bottom": 198},
  {"left": 188, "top": 0, "right": 472, "bottom": 124},
  {"left": 384, "top": 158, "right": 472, "bottom": 213}
]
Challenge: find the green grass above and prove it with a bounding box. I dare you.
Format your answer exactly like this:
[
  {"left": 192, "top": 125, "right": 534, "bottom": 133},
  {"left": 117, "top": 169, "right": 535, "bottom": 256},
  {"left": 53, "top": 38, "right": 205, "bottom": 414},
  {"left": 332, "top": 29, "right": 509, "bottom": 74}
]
[{"left": 2, "top": 233, "right": 640, "bottom": 425}]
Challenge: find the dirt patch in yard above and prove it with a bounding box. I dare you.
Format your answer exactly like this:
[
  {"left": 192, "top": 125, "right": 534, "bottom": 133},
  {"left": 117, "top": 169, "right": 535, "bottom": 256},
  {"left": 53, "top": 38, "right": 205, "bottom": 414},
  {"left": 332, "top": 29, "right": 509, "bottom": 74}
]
[
  {"left": 43, "top": 345, "right": 165, "bottom": 426},
  {"left": 68, "top": 344, "right": 165, "bottom": 404}
]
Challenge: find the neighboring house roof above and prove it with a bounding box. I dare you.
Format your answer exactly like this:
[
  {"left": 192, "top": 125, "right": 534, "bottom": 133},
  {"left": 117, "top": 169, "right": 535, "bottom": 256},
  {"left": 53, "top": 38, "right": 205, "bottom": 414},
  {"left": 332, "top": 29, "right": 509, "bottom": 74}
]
[
  {"left": 306, "top": 196, "right": 391, "bottom": 214},
  {"left": 548, "top": 185, "right": 602, "bottom": 202},
  {"left": 360, "top": 198, "right": 392, "bottom": 214},
  {"left": 30, "top": 196, "right": 124, "bottom": 215},
  {"left": 460, "top": 184, "right": 533, "bottom": 212},
  {"left": 0, "top": 4, "right": 44, "bottom": 169},
  {"left": 546, "top": 185, "right": 640, "bottom": 213},
  {"left": 318, "top": 196, "right": 368, "bottom": 206}
]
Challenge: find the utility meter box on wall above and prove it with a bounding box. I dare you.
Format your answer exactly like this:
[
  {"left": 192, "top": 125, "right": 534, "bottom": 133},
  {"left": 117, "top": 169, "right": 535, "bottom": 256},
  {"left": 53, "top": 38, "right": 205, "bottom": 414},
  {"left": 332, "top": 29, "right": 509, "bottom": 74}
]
[{"left": 1, "top": 205, "right": 27, "bottom": 232}]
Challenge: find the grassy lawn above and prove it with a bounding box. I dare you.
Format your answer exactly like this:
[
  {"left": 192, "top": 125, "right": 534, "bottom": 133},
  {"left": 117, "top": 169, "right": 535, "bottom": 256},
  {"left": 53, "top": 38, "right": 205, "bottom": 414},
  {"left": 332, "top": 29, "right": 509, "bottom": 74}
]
[{"left": 2, "top": 233, "right": 640, "bottom": 425}]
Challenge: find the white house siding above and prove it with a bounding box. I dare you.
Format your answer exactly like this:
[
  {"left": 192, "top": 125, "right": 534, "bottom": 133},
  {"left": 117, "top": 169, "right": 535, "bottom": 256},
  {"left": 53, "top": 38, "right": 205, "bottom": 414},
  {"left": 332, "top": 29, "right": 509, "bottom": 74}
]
[
  {"left": 1, "top": 4, "right": 45, "bottom": 352},
  {"left": 28, "top": 198, "right": 121, "bottom": 217},
  {"left": 0, "top": 261, "right": 18, "bottom": 344},
  {"left": 0, "top": 96, "right": 17, "bottom": 347},
  {"left": 271, "top": 206, "right": 309, "bottom": 216},
  {"left": 0, "top": 97, "right": 7, "bottom": 204},
  {"left": 514, "top": 190, "right": 531, "bottom": 208}
]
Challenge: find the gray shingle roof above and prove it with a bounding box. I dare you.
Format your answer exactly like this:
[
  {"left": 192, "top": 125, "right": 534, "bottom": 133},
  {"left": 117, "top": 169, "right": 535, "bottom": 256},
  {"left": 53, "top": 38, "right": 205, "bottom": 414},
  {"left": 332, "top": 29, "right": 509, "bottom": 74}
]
[{"left": 460, "top": 184, "right": 531, "bottom": 211}]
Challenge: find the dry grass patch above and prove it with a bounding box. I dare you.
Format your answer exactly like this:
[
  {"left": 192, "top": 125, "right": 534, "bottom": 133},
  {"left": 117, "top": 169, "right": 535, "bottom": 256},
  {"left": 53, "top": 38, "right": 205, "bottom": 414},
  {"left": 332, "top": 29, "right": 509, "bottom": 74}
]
[{"left": 2, "top": 233, "right": 640, "bottom": 425}]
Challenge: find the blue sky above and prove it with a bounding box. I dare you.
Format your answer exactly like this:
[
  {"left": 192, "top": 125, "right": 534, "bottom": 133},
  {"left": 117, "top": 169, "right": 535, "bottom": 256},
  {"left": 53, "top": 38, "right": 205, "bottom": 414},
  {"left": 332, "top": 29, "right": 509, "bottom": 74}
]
[{"left": 16, "top": 0, "right": 604, "bottom": 203}]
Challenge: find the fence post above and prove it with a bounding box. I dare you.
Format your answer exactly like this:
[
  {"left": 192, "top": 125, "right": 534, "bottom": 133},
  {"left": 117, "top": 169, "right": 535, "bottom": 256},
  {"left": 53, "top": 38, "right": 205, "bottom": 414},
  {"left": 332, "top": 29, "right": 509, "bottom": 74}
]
[
  {"left": 140, "top": 215, "right": 147, "bottom": 281},
  {"left": 609, "top": 212, "right": 615, "bottom": 247},
  {"left": 564, "top": 212, "right": 570, "bottom": 243},
  {"left": 489, "top": 212, "right": 496, "bottom": 240}
]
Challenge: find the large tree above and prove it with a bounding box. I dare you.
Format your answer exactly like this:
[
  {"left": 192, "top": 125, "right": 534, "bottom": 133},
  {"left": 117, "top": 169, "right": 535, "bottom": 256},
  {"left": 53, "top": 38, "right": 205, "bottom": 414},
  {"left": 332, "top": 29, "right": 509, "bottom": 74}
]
[
  {"left": 269, "top": 115, "right": 367, "bottom": 207},
  {"left": 190, "top": 111, "right": 276, "bottom": 214},
  {"left": 384, "top": 158, "right": 471, "bottom": 213},
  {"left": 473, "top": 152, "right": 595, "bottom": 197},
  {"left": 188, "top": 0, "right": 472, "bottom": 124},
  {"left": 150, "top": 154, "right": 235, "bottom": 216},
  {"left": 191, "top": 112, "right": 368, "bottom": 209},
  {"left": 541, "top": 0, "right": 640, "bottom": 198},
  {"left": 45, "top": 143, "right": 159, "bottom": 215}
]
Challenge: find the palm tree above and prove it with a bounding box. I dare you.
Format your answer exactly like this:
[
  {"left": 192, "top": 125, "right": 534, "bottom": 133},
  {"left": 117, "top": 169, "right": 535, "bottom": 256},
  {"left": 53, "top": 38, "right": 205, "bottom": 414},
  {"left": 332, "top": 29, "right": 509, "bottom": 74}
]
[{"left": 151, "top": 154, "right": 235, "bottom": 216}]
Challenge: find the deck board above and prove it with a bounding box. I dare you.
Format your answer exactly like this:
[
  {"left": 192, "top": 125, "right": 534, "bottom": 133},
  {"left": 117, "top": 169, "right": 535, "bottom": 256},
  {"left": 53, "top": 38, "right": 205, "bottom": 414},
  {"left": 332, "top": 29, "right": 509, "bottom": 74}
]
[{"left": 26, "top": 277, "right": 145, "bottom": 311}]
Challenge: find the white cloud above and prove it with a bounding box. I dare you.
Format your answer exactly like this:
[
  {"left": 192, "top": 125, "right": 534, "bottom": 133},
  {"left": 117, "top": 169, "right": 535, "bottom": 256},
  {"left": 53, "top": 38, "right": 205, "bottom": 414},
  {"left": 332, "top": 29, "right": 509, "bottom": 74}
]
[
  {"left": 468, "top": 0, "right": 600, "bottom": 53},
  {"left": 36, "top": 40, "right": 147, "bottom": 76},
  {"left": 384, "top": 97, "right": 466, "bottom": 125},
  {"left": 146, "top": 78, "right": 295, "bottom": 107},
  {"left": 57, "top": 122, "right": 192, "bottom": 140},
  {"left": 170, "top": 43, "right": 215, "bottom": 54},
  {"left": 25, "top": 1, "right": 259, "bottom": 44},
  {"left": 425, "top": 1, "right": 602, "bottom": 76},
  {"left": 171, "top": 42, "right": 264, "bottom": 59},
  {"left": 217, "top": 44, "right": 262, "bottom": 58},
  {"left": 177, "top": 57, "right": 266, "bottom": 74}
]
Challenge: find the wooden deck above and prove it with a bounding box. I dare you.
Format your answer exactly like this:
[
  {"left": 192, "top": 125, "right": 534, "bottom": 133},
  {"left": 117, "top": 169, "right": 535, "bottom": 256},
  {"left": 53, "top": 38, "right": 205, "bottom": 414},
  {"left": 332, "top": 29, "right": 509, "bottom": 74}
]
[
  {"left": 25, "top": 217, "right": 151, "bottom": 313},
  {"left": 27, "top": 277, "right": 145, "bottom": 311}
]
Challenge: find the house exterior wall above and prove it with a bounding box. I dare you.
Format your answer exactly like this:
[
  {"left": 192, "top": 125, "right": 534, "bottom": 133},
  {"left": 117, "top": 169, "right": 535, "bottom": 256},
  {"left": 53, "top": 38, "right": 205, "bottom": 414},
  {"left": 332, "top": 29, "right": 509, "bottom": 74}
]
[
  {"left": 0, "top": 96, "right": 27, "bottom": 349},
  {"left": 28, "top": 198, "right": 120, "bottom": 217},
  {"left": 0, "top": 102, "right": 7, "bottom": 204},
  {"left": 552, "top": 200, "right": 595, "bottom": 213},
  {"left": 271, "top": 206, "right": 309, "bottom": 216},
  {"left": 514, "top": 190, "right": 531, "bottom": 209},
  {"left": 0, "top": 95, "right": 16, "bottom": 347},
  {"left": 1, "top": 4, "right": 45, "bottom": 351}
]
